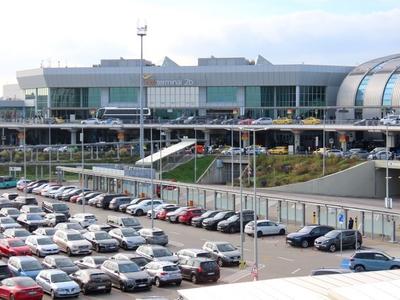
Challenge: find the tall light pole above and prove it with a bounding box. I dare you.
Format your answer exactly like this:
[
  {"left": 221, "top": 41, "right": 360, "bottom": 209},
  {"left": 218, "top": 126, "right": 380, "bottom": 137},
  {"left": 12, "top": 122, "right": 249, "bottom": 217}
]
[
  {"left": 23, "top": 124, "right": 27, "bottom": 197},
  {"left": 385, "top": 124, "right": 392, "bottom": 209},
  {"left": 150, "top": 128, "right": 154, "bottom": 229},
  {"left": 252, "top": 128, "right": 258, "bottom": 280},
  {"left": 322, "top": 108, "right": 326, "bottom": 176},
  {"left": 239, "top": 127, "right": 244, "bottom": 262},
  {"left": 231, "top": 125, "right": 234, "bottom": 187},
  {"left": 81, "top": 127, "right": 85, "bottom": 213},
  {"left": 194, "top": 128, "right": 197, "bottom": 183},
  {"left": 48, "top": 122, "right": 51, "bottom": 181},
  {"left": 159, "top": 125, "right": 163, "bottom": 199},
  {"left": 137, "top": 22, "right": 147, "bottom": 160}
]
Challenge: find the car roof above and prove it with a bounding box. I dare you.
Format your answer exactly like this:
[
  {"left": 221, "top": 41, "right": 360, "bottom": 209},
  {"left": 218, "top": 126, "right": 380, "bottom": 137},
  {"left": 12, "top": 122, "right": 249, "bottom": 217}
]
[
  {"left": 11, "top": 256, "right": 37, "bottom": 262},
  {"left": 189, "top": 257, "right": 215, "bottom": 262},
  {"left": 208, "top": 241, "right": 232, "bottom": 245},
  {"left": 81, "top": 268, "right": 105, "bottom": 275},
  {"left": 142, "top": 244, "right": 166, "bottom": 249},
  {"left": 149, "top": 261, "right": 176, "bottom": 267},
  {"left": 48, "top": 255, "right": 67, "bottom": 260},
  {"left": 56, "top": 229, "right": 81, "bottom": 234},
  {"left": 74, "top": 213, "right": 94, "bottom": 217},
  {"left": 180, "top": 248, "right": 208, "bottom": 253},
  {"left": 42, "top": 269, "right": 66, "bottom": 275},
  {"left": 115, "top": 253, "right": 142, "bottom": 258}
]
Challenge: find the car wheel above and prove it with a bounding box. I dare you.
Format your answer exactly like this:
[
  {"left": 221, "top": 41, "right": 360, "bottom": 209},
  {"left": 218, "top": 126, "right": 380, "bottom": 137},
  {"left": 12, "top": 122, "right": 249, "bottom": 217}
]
[
  {"left": 256, "top": 231, "right": 262, "bottom": 238},
  {"left": 136, "top": 209, "right": 144, "bottom": 216},
  {"left": 82, "top": 286, "right": 88, "bottom": 295},
  {"left": 95, "top": 244, "right": 100, "bottom": 252},
  {"left": 279, "top": 229, "right": 285, "bottom": 235},
  {"left": 105, "top": 288, "right": 111, "bottom": 294},
  {"left": 229, "top": 227, "right": 236, "bottom": 234},
  {"left": 191, "top": 274, "right": 198, "bottom": 284},
  {"left": 122, "top": 242, "right": 128, "bottom": 249},
  {"left": 301, "top": 240, "right": 309, "bottom": 248},
  {"left": 66, "top": 247, "right": 72, "bottom": 256},
  {"left": 329, "top": 244, "right": 337, "bottom": 253},
  {"left": 36, "top": 249, "right": 41, "bottom": 257},
  {"left": 155, "top": 277, "right": 162, "bottom": 287},
  {"left": 120, "top": 281, "right": 127, "bottom": 292},
  {"left": 354, "top": 241, "right": 362, "bottom": 250},
  {"left": 354, "top": 265, "right": 365, "bottom": 272},
  {"left": 391, "top": 266, "right": 400, "bottom": 270},
  {"left": 175, "top": 280, "right": 182, "bottom": 286},
  {"left": 217, "top": 258, "right": 223, "bottom": 267},
  {"left": 51, "top": 290, "right": 57, "bottom": 299}
]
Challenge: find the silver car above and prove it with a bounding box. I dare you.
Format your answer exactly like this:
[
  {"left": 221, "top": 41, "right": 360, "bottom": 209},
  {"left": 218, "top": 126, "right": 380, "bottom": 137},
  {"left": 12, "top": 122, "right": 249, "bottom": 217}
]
[
  {"left": 17, "top": 213, "right": 46, "bottom": 231},
  {"left": 144, "top": 261, "right": 182, "bottom": 287},
  {"left": 109, "top": 227, "right": 146, "bottom": 250},
  {"left": 138, "top": 228, "right": 168, "bottom": 246},
  {"left": 55, "top": 222, "right": 88, "bottom": 234},
  {"left": 0, "top": 207, "right": 20, "bottom": 219},
  {"left": 0, "top": 217, "right": 21, "bottom": 232},
  {"left": 53, "top": 229, "right": 92, "bottom": 256},
  {"left": 136, "top": 245, "right": 179, "bottom": 263},
  {"left": 25, "top": 235, "right": 59, "bottom": 257},
  {"left": 83, "top": 231, "right": 119, "bottom": 252},
  {"left": 42, "top": 255, "right": 79, "bottom": 275},
  {"left": 36, "top": 269, "right": 80, "bottom": 298},
  {"left": 3, "top": 228, "right": 30, "bottom": 242},
  {"left": 32, "top": 227, "right": 57, "bottom": 238}
]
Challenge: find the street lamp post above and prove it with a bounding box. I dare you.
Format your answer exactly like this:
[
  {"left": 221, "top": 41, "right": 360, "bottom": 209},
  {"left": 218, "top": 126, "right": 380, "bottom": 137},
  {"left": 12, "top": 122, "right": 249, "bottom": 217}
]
[
  {"left": 48, "top": 123, "right": 51, "bottom": 182},
  {"left": 322, "top": 108, "right": 326, "bottom": 176},
  {"left": 239, "top": 128, "right": 244, "bottom": 262},
  {"left": 385, "top": 125, "right": 392, "bottom": 209},
  {"left": 150, "top": 128, "right": 154, "bottom": 229},
  {"left": 231, "top": 125, "right": 234, "bottom": 187},
  {"left": 137, "top": 22, "right": 147, "bottom": 160},
  {"left": 252, "top": 129, "right": 258, "bottom": 280},
  {"left": 23, "top": 125, "right": 27, "bottom": 196},
  {"left": 81, "top": 127, "right": 85, "bottom": 213},
  {"left": 159, "top": 125, "right": 163, "bottom": 199},
  {"left": 194, "top": 128, "right": 197, "bottom": 183}
]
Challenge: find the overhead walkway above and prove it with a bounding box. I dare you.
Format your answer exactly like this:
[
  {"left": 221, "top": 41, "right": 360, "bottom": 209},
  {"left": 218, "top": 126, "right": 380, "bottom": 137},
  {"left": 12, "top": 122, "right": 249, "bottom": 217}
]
[{"left": 135, "top": 138, "right": 196, "bottom": 167}]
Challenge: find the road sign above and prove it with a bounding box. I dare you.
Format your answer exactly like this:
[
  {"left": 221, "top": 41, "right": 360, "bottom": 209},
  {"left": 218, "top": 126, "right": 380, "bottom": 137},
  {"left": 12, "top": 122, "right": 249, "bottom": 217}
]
[
  {"left": 338, "top": 212, "right": 345, "bottom": 225},
  {"left": 329, "top": 138, "right": 334, "bottom": 145},
  {"left": 9, "top": 167, "right": 21, "bottom": 172}
]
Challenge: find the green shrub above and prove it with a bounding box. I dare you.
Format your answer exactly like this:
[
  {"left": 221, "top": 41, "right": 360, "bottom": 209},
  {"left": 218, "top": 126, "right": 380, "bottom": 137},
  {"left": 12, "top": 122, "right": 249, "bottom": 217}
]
[{"left": 0, "top": 150, "right": 9, "bottom": 161}]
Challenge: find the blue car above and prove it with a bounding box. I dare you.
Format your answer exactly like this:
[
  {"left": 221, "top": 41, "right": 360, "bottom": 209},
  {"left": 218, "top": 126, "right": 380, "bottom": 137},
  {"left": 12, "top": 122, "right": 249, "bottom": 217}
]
[
  {"left": 7, "top": 256, "right": 43, "bottom": 279},
  {"left": 349, "top": 250, "right": 400, "bottom": 272}
]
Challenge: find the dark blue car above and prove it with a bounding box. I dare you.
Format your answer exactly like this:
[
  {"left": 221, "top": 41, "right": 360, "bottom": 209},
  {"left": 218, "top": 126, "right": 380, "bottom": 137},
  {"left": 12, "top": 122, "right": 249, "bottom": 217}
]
[{"left": 349, "top": 250, "right": 400, "bottom": 272}]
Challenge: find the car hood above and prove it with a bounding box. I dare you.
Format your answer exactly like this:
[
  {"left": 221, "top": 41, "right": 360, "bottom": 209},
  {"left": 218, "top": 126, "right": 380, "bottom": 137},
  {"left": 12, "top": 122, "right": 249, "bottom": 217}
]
[
  {"left": 60, "top": 265, "right": 80, "bottom": 274},
  {"left": 2, "top": 223, "right": 21, "bottom": 229},
  {"left": 13, "top": 245, "right": 30, "bottom": 253},
  {"left": 221, "top": 250, "right": 241, "bottom": 257},
  {"left": 217, "top": 220, "right": 231, "bottom": 227},
  {"left": 286, "top": 232, "right": 308, "bottom": 239},
  {"left": 122, "top": 270, "right": 150, "bottom": 280},
  {"left": 154, "top": 255, "right": 179, "bottom": 263},
  {"left": 52, "top": 281, "right": 79, "bottom": 290},
  {"left": 203, "top": 217, "right": 220, "bottom": 224},
  {"left": 68, "top": 240, "right": 91, "bottom": 247},
  {"left": 125, "top": 236, "right": 146, "bottom": 243},
  {"left": 25, "top": 220, "right": 46, "bottom": 225},
  {"left": 98, "top": 239, "right": 118, "bottom": 245},
  {"left": 314, "top": 236, "right": 332, "bottom": 243},
  {"left": 38, "top": 244, "right": 59, "bottom": 251}
]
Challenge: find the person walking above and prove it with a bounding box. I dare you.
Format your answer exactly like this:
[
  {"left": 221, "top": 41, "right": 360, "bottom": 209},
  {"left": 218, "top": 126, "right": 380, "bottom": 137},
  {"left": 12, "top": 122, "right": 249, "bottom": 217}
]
[{"left": 348, "top": 217, "right": 354, "bottom": 229}]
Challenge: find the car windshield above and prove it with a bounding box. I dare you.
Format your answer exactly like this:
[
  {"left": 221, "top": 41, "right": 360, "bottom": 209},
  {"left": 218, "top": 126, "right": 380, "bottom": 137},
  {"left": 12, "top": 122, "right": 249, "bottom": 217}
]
[
  {"left": 121, "top": 218, "right": 139, "bottom": 226},
  {"left": 121, "top": 229, "right": 138, "bottom": 237},
  {"left": 8, "top": 240, "right": 24, "bottom": 247},
  {"left": 10, "top": 277, "right": 36, "bottom": 287},
  {"left": 44, "top": 228, "right": 56, "bottom": 235},
  {"left": 68, "top": 224, "right": 83, "bottom": 230},
  {"left": 51, "top": 273, "right": 71, "bottom": 283},
  {"left": 53, "top": 204, "right": 68, "bottom": 211},
  {"left": 6, "top": 209, "right": 19, "bottom": 214},
  {"left": 163, "top": 265, "right": 179, "bottom": 271},
  {"left": 66, "top": 234, "right": 83, "bottom": 241},
  {"left": 298, "top": 226, "right": 313, "bottom": 233},
  {"left": 217, "top": 243, "right": 236, "bottom": 252},
  {"left": 14, "top": 230, "right": 29, "bottom": 237},
  {"left": 93, "top": 257, "right": 107, "bottom": 264},
  {"left": 132, "top": 257, "right": 148, "bottom": 267},
  {"left": 213, "top": 212, "right": 227, "bottom": 219},
  {"left": 152, "top": 231, "right": 165, "bottom": 236},
  {"left": 94, "top": 232, "right": 111, "bottom": 240},
  {"left": 27, "top": 214, "right": 42, "bottom": 221},
  {"left": 37, "top": 238, "right": 53, "bottom": 245},
  {"left": 21, "top": 260, "right": 42, "bottom": 271},
  {"left": 56, "top": 258, "right": 74, "bottom": 267},
  {"left": 1, "top": 218, "right": 15, "bottom": 224},
  {"left": 29, "top": 207, "right": 42, "bottom": 213},
  {"left": 119, "top": 263, "right": 139, "bottom": 273},
  {"left": 324, "top": 230, "right": 340, "bottom": 238},
  {"left": 226, "top": 215, "right": 239, "bottom": 222},
  {"left": 153, "top": 248, "right": 173, "bottom": 257}
]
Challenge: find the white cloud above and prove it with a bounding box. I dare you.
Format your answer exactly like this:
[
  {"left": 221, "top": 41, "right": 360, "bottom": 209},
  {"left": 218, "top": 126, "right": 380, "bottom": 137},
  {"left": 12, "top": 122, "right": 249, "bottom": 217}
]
[{"left": 1, "top": 1, "right": 400, "bottom": 94}]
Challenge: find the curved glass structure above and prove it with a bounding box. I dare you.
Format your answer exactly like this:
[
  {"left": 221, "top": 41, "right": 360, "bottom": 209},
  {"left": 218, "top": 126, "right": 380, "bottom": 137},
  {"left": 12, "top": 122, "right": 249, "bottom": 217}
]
[
  {"left": 355, "top": 75, "right": 371, "bottom": 106},
  {"left": 382, "top": 72, "right": 400, "bottom": 106}
]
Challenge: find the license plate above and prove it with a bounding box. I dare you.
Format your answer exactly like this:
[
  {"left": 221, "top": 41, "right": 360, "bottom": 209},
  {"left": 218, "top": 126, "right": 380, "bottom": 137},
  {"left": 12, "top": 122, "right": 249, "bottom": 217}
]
[
  {"left": 138, "top": 284, "right": 147, "bottom": 287},
  {"left": 28, "top": 291, "right": 37, "bottom": 295},
  {"left": 97, "top": 286, "right": 106, "bottom": 289},
  {"left": 208, "top": 272, "right": 215, "bottom": 275},
  {"left": 287, "top": 240, "right": 293, "bottom": 244}
]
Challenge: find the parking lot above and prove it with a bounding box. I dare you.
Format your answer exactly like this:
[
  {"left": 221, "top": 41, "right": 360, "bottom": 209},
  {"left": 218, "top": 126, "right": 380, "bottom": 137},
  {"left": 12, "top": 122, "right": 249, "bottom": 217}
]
[{"left": 3, "top": 186, "right": 400, "bottom": 300}]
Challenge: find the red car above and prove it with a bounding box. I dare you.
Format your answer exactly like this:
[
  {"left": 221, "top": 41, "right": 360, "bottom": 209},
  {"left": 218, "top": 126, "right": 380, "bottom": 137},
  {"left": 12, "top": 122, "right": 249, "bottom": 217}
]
[
  {"left": 178, "top": 208, "right": 206, "bottom": 224},
  {"left": 0, "top": 277, "right": 43, "bottom": 300},
  {"left": 69, "top": 194, "right": 81, "bottom": 203},
  {"left": 157, "top": 206, "right": 179, "bottom": 221},
  {"left": 238, "top": 118, "right": 254, "bottom": 125},
  {"left": 0, "top": 238, "right": 31, "bottom": 257}
]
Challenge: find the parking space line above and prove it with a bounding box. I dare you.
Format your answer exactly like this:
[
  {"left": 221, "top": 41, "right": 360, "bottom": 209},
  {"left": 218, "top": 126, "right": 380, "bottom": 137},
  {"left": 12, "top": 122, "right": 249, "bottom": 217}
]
[
  {"left": 291, "top": 268, "right": 301, "bottom": 274},
  {"left": 277, "top": 256, "right": 294, "bottom": 262},
  {"left": 169, "top": 231, "right": 181, "bottom": 235},
  {"left": 169, "top": 240, "right": 185, "bottom": 247}
]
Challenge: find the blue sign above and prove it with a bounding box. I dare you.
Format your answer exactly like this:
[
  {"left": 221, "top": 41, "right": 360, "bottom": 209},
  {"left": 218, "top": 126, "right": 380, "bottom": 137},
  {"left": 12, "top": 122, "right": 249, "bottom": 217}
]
[{"left": 338, "top": 213, "right": 345, "bottom": 225}]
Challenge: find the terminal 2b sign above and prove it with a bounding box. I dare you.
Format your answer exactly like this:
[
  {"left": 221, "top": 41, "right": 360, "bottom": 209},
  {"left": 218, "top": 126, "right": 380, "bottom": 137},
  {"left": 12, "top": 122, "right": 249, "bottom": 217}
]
[{"left": 144, "top": 74, "right": 194, "bottom": 87}]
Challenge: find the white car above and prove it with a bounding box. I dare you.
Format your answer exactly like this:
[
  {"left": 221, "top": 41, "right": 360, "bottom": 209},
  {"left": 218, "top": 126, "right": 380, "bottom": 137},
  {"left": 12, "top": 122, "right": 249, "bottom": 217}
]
[
  {"left": 20, "top": 205, "right": 46, "bottom": 217},
  {"left": 244, "top": 220, "right": 286, "bottom": 237},
  {"left": 0, "top": 207, "right": 20, "bottom": 219},
  {"left": 25, "top": 235, "right": 60, "bottom": 257},
  {"left": 32, "top": 227, "right": 57, "bottom": 238},
  {"left": 3, "top": 228, "right": 31, "bottom": 242},
  {"left": 222, "top": 147, "right": 244, "bottom": 155},
  {"left": 55, "top": 222, "right": 88, "bottom": 234},
  {"left": 126, "top": 199, "right": 164, "bottom": 216},
  {"left": 36, "top": 269, "right": 80, "bottom": 298},
  {"left": 252, "top": 117, "right": 273, "bottom": 125},
  {"left": 0, "top": 217, "right": 21, "bottom": 232},
  {"left": 40, "top": 185, "right": 62, "bottom": 197},
  {"left": 53, "top": 229, "right": 92, "bottom": 256},
  {"left": 380, "top": 114, "right": 400, "bottom": 125},
  {"left": 81, "top": 118, "right": 100, "bottom": 125},
  {"left": 68, "top": 213, "right": 97, "bottom": 228},
  {"left": 326, "top": 149, "right": 343, "bottom": 157},
  {"left": 108, "top": 227, "right": 146, "bottom": 250}
]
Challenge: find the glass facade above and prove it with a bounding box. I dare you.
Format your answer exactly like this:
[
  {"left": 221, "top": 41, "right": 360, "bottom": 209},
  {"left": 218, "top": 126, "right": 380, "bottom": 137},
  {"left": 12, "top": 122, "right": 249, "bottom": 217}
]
[
  {"left": 206, "top": 87, "right": 237, "bottom": 103},
  {"left": 276, "top": 86, "right": 296, "bottom": 107},
  {"left": 355, "top": 75, "right": 371, "bottom": 106},
  {"left": 81, "top": 88, "right": 101, "bottom": 107},
  {"left": 24, "top": 89, "right": 36, "bottom": 100},
  {"left": 50, "top": 88, "right": 81, "bottom": 107},
  {"left": 147, "top": 87, "right": 199, "bottom": 108},
  {"left": 109, "top": 87, "right": 139, "bottom": 103},
  {"left": 382, "top": 73, "right": 399, "bottom": 106},
  {"left": 36, "top": 88, "right": 49, "bottom": 112},
  {"left": 245, "top": 86, "right": 274, "bottom": 107},
  {"left": 299, "top": 86, "right": 325, "bottom": 107}
]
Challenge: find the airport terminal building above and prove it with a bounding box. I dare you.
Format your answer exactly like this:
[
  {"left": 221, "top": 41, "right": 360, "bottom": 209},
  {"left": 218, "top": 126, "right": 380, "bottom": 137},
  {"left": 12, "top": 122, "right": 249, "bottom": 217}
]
[{"left": 13, "top": 56, "right": 353, "bottom": 120}]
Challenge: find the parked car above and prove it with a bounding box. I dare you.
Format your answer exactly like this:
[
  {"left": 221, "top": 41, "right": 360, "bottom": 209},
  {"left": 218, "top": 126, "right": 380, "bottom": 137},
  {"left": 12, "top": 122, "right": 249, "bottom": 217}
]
[
  {"left": 41, "top": 201, "right": 70, "bottom": 217},
  {"left": 145, "top": 261, "right": 182, "bottom": 287},
  {"left": 17, "top": 213, "right": 46, "bottom": 232},
  {"left": 349, "top": 250, "right": 400, "bottom": 272},
  {"left": 0, "top": 261, "right": 12, "bottom": 281},
  {"left": 380, "top": 114, "right": 400, "bottom": 125},
  {"left": 96, "top": 193, "right": 126, "bottom": 209},
  {"left": 326, "top": 149, "right": 343, "bottom": 157},
  {"left": 368, "top": 150, "right": 393, "bottom": 160},
  {"left": 77, "top": 191, "right": 102, "bottom": 205},
  {"left": 41, "top": 185, "right": 62, "bottom": 197},
  {"left": 191, "top": 210, "right": 221, "bottom": 227},
  {"left": 100, "top": 259, "right": 152, "bottom": 292},
  {"left": 42, "top": 255, "right": 79, "bottom": 275},
  {"left": 54, "top": 222, "right": 87, "bottom": 234},
  {"left": 202, "top": 211, "right": 236, "bottom": 230},
  {"left": 53, "top": 229, "right": 92, "bottom": 256},
  {"left": 108, "top": 227, "right": 146, "bottom": 250},
  {"left": 32, "top": 227, "right": 57, "bottom": 238},
  {"left": 138, "top": 228, "right": 168, "bottom": 246},
  {"left": 25, "top": 235, "right": 59, "bottom": 257},
  {"left": 286, "top": 225, "right": 334, "bottom": 248},
  {"left": 16, "top": 179, "right": 32, "bottom": 191},
  {"left": 74, "top": 256, "right": 108, "bottom": 269},
  {"left": 3, "top": 228, "right": 30, "bottom": 242},
  {"left": 245, "top": 220, "right": 286, "bottom": 237},
  {"left": 107, "top": 216, "right": 142, "bottom": 230},
  {"left": 118, "top": 197, "right": 149, "bottom": 213},
  {"left": 109, "top": 196, "right": 133, "bottom": 211},
  {"left": 272, "top": 117, "right": 293, "bottom": 125},
  {"left": 178, "top": 257, "right": 220, "bottom": 284},
  {"left": 202, "top": 241, "right": 241, "bottom": 267},
  {"left": 126, "top": 199, "right": 164, "bottom": 216},
  {"left": 147, "top": 203, "right": 177, "bottom": 219},
  {"left": 344, "top": 148, "right": 370, "bottom": 159},
  {"left": 301, "top": 117, "right": 321, "bottom": 125},
  {"left": 136, "top": 245, "right": 179, "bottom": 263},
  {"left": 0, "top": 199, "right": 14, "bottom": 210},
  {"left": 252, "top": 117, "right": 273, "bottom": 125},
  {"left": 81, "top": 118, "right": 100, "bottom": 125},
  {"left": 54, "top": 186, "right": 77, "bottom": 200},
  {"left": 238, "top": 118, "right": 254, "bottom": 125},
  {"left": 8, "top": 256, "right": 43, "bottom": 279},
  {"left": 217, "top": 210, "right": 255, "bottom": 233},
  {"left": 14, "top": 196, "right": 38, "bottom": 210},
  {"left": 32, "top": 183, "right": 49, "bottom": 195},
  {"left": 1, "top": 192, "right": 18, "bottom": 201},
  {"left": 0, "top": 277, "right": 43, "bottom": 300},
  {"left": 0, "top": 208, "right": 20, "bottom": 219},
  {"left": 221, "top": 147, "right": 243, "bottom": 156},
  {"left": 311, "top": 268, "right": 352, "bottom": 276},
  {"left": 68, "top": 213, "right": 97, "bottom": 228},
  {"left": 314, "top": 229, "right": 362, "bottom": 252},
  {"left": 0, "top": 238, "right": 31, "bottom": 257},
  {"left": 268, "top": 146, "right": 288, "bottom": 155},
  {"left": 36, "top": 269, "right": 80, "bottom": 298},
  {"left": 110, "top": 253, "right": 150, "bottom": 268},
  {"left": 0, "top": 217, "right": 21, "bottom": 232},
  {"left": 83, "top": 231, "right": 119, "bottom": 253},
  {"left": 176, "top": 248, "right": 211, "bottom": 260},
  {"left": 87, "top": 223, "right": 112, "bottom": 232},
  {"left": 157, "top": 205, "right": 180, "bottom": 221},
  {"left": 178, "top": 208, "right": 206, "bottom": 225},
  {"left": 70, "top": 269, "right": 112, "bottom": 295},
  {"left": 43, "top": 213, "right": 68, "bottom": 227}
]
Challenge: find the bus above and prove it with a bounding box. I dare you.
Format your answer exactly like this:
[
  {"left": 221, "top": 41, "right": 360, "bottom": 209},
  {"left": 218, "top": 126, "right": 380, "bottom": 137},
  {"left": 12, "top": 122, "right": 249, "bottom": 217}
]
[
  {"left": 96, "top": 107, "right": 151, "bottom": 123},
  {"left": 0, "top": 176, "right": 17, "bottom": 189}
]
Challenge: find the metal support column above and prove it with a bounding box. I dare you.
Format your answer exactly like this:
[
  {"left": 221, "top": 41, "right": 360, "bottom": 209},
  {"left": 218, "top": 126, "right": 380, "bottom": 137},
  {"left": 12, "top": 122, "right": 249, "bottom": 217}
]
[
  {"left": 232, "top": 194, "right": 236, "bottom": 211},
  {"left": 203, "top": 190, "right": 207, "bottom": 209},
  {"left": 186, "top": 188, "right": 189, "bottom": 206},
  {"left": 265, "top": 198, "right": 269, "bottom": 219},
  {"left": 277, "top": 200, "right": 282, "bottom": 223},
  {"left": 214, "top": 191, "right": 218, "bottom": 210},
  {"left": 301, "top": 203, "right": 306, "bottom": 226},
  {"left": 361, "top": 211, "right": 365, "bottom": 236},
  {"left": 371, "top": 212, "right": 374, "bottom": 240},
  {"left": 390, "top": 217, "right": 396, "bottom": 243},
  {"left": 344, "top": 209, "right": 348, "bottom": 229},
  {"left": 381, "top": 214, "right": 385, "bottom": 240},
  {"left": 317, "top": 206, "right": 321, "bottom": 225},
  {"left": 176, "top": 187, "right": 180, "bottom": 206}
]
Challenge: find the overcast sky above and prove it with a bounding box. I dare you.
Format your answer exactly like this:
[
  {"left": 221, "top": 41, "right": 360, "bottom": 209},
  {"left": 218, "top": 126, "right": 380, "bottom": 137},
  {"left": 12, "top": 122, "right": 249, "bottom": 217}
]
[{"left": 1, "top": 0, "right": 400, "bottom": 95}]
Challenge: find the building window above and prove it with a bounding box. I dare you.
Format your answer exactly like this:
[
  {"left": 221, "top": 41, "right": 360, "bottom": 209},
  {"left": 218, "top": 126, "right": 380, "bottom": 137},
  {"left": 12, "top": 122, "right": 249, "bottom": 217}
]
[
  {"left": 299, "top": 86, "right": 326, "bottom": 107},
  {"left": 81, "top": 88, "right": 101, "bottom": 107},
  {"left": 109, "top": 87, "right": 139, "bottom": 103},
  {"left": 355, "top": 75, "right": 371, "bottom": 106},
  {"left": 206, "top": 87, "right": 237, "bottom": 103},
  {"left": 24, "top": 89, "right": 36, "bottom": 100},
  {"left": 276, "top": 86, "right": 296, "bottom": 107},
  {"left": 245, "top": 86, "right": 274, "bottom": 108},
  {"left": 147, "top": 87, "right": 199, "bottom": 108},
  {"left": 382, "top": 73, "right": 399, "bottom": 106},
  {"left": 37, "top": 88, "right": 49, "bottom": 112},
  {"left": 50, "top": 88, "right": 81, "bottom": 108}
]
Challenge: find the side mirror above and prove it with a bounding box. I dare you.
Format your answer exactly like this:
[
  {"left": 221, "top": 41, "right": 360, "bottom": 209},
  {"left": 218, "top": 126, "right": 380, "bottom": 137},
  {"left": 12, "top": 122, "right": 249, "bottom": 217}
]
[
  {"left": 140, "top": 266, "right": 145, "bottom": 271},
  {"left": 150, "top": 254, "right": 154, "bottom": 258},
  {"left": 114, "top": 270, "right": 119, "bottom": 274},
  {"left": 17, "top": 268, "right": 22, "bottom": 272},
  {"left": 213, "top": 250, "right": 218, "bottom": 253}
]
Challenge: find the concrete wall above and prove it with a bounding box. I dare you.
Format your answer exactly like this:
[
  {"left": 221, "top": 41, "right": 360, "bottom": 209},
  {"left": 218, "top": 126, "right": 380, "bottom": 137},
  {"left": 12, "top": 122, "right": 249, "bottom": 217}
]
[
  {"left": 269, "top": 161, "right": 381, "bottom": 198},
  {"left": 198, "top": 159, "right": 243, "bottom": 185}
]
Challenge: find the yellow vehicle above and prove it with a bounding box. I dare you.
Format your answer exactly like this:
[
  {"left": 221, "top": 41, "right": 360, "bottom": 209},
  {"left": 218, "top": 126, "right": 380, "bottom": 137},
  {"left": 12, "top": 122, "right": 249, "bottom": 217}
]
[
  {"left": 268, "top": 146, "right": 288, "bottom": 155},
  {"left": 272, "top": 117, "right": 293, "bottom": 125},
  {"left": 313, "top": 147, "right": 329, "bottom": 155},
  {"left": 301, "top": 117, "right": 321, "bottom": 125},
  {"left": 55, "top": 117, "right": 65, "bottom": 124}
]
